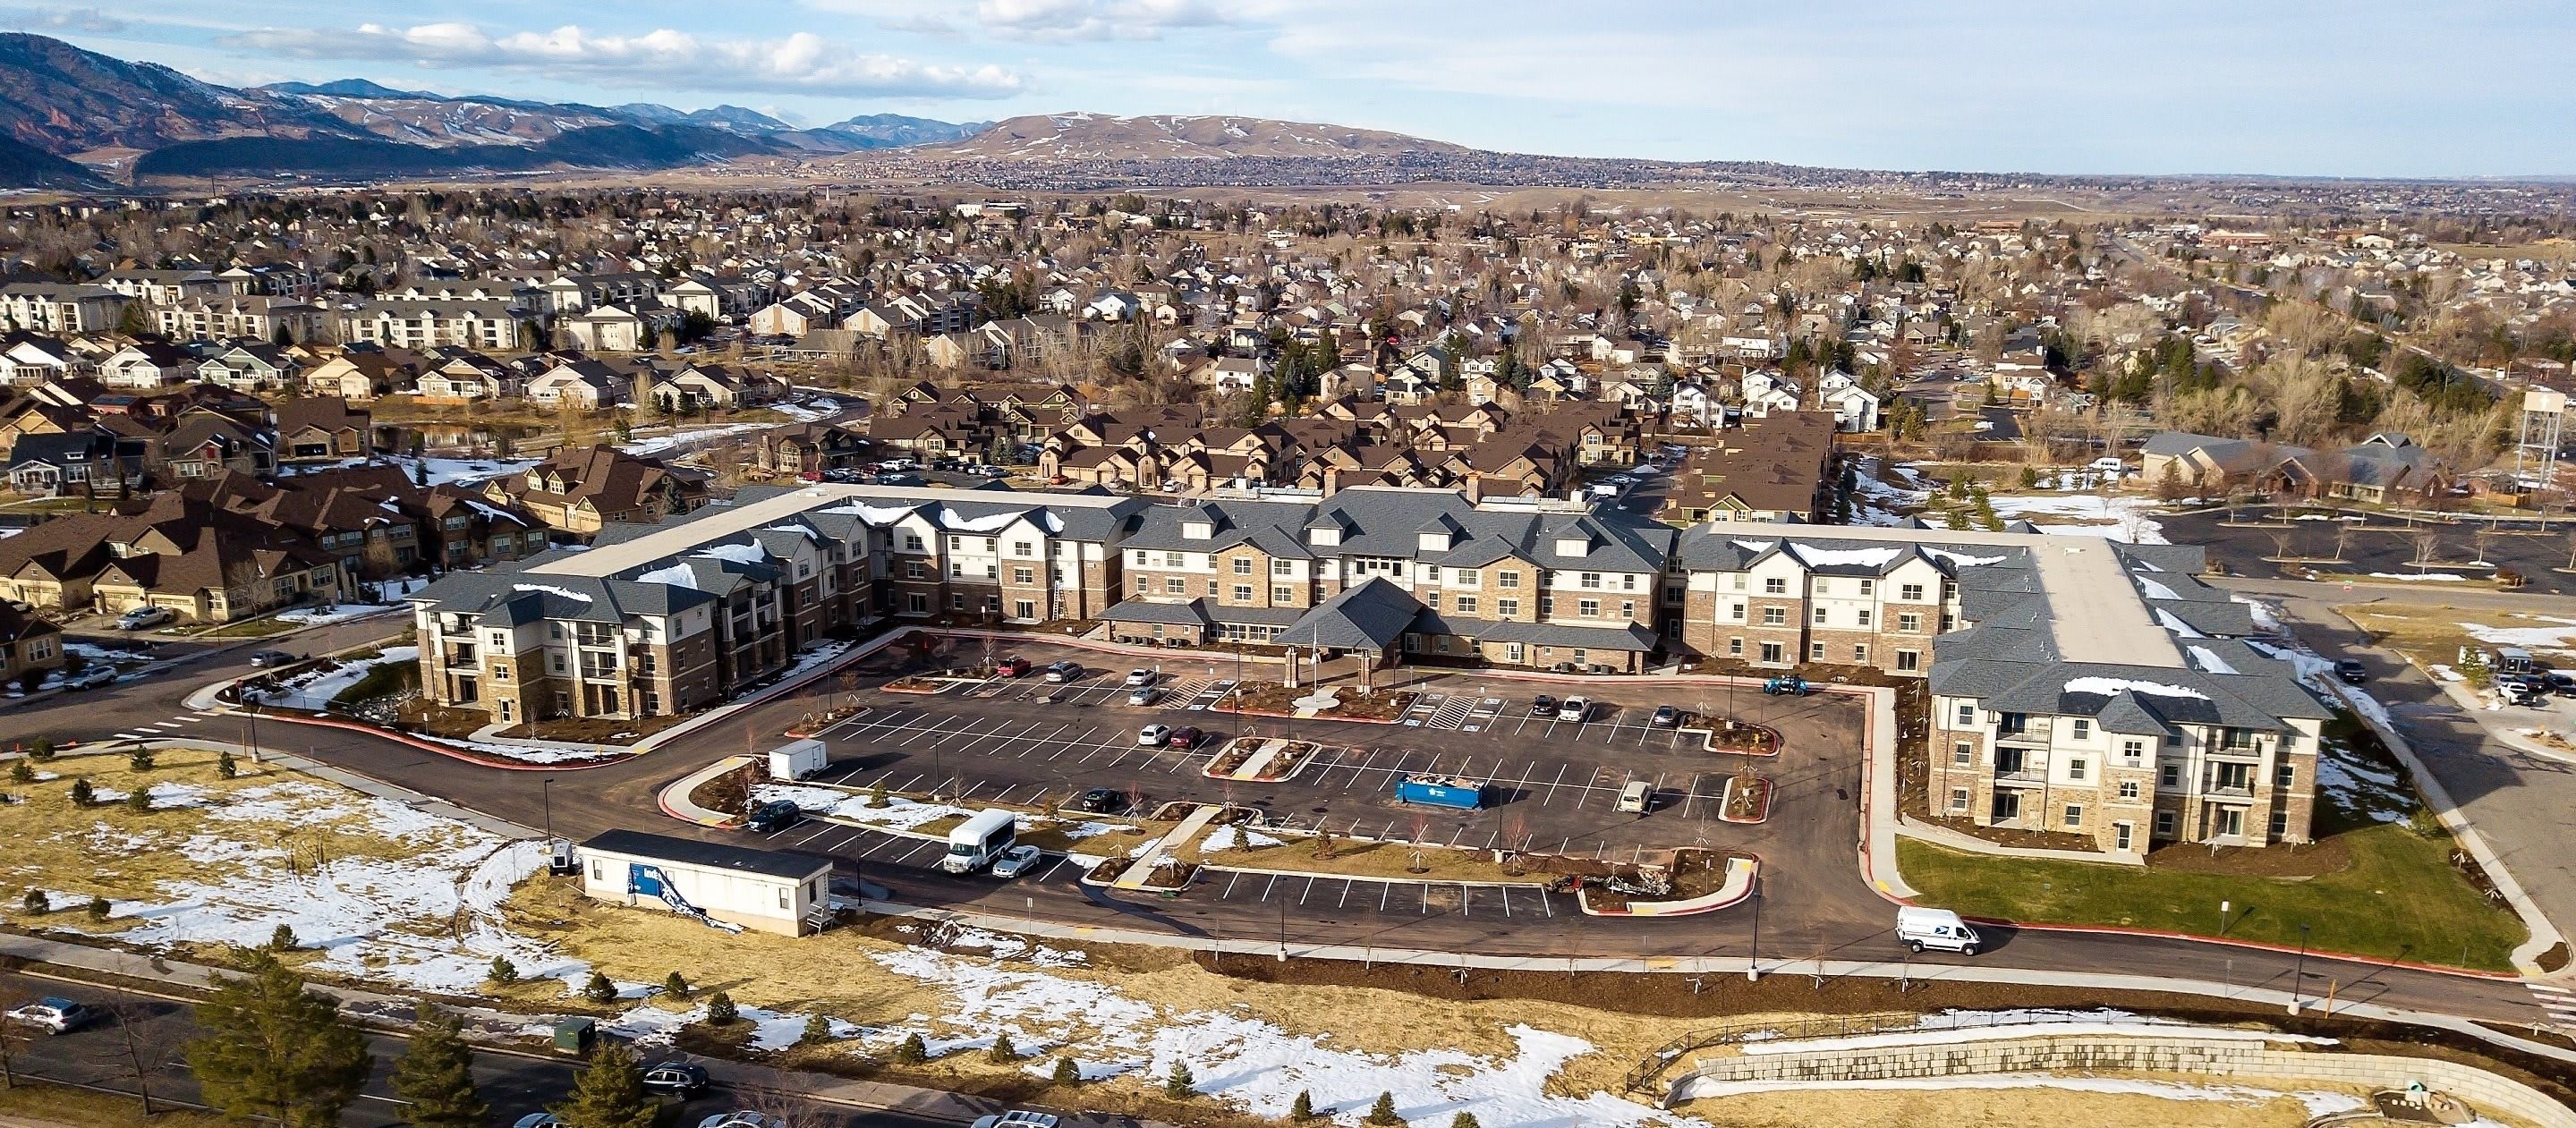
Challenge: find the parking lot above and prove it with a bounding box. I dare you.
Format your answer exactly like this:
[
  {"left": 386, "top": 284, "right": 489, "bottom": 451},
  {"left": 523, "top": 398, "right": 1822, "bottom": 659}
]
[{"left": 791, "top": 638, "right": 1869, "bottom": 909}]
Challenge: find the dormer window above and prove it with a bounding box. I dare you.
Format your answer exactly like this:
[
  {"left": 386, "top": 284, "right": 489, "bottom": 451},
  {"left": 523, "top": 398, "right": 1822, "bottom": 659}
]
[
  {"left": 1308, "top": 526, "right": 1340, "bottom": 547},
  {"left": 1554, "top": 537, "right": 1589, "bottom": 558},
  {"left": 1183, "top": 521, "right": 1213, "bottom": 540},
  {"left": 1417, "top": 531, "right": 1450, "bottom": 552}
]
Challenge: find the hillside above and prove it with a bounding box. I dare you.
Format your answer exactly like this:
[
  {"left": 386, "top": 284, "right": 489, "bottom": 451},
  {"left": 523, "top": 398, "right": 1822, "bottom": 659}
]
[
  {"left": 0, "top": 32, "right": 352, "bottom": 159},
  {"left": 132, "top": 124, "right": 787, "bottom": 182},
  {"left": 0, "top": 131, "right": 106, "bottom": 190},
  {"left": 938, "top": 113, "right": 1475, "bottom": 160}
]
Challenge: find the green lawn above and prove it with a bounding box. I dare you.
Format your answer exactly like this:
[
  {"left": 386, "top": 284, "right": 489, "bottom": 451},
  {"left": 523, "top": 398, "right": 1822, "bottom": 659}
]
[{"left": 1898, "top": 821, "right": 2524, "bottom": 971}]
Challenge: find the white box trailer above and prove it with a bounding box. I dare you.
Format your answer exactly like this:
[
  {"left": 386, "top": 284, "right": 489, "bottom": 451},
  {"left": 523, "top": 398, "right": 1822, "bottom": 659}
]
[
  {"left": 769, "top": 738, "right": 828, "bottom": 781},
  {"left": 578, "top": 828, "right": 832, "bottom": 937}
]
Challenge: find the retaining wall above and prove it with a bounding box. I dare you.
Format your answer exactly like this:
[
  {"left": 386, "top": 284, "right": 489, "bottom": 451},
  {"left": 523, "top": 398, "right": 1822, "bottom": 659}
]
[{"left": 1666, "top": 1033, "right": 2576, "bottom": 1128}]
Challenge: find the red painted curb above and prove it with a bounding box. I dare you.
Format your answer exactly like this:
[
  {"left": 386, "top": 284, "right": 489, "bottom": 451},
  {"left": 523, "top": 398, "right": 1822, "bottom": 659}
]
[{"left": 259, "top": 711, "right": 627, "bottom": 772}]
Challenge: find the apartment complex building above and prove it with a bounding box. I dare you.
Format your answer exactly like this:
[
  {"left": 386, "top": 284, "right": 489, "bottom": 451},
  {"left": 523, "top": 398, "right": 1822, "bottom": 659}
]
[
  {"left": 339, "top": 300, "right": 524, "bottom": 351},
  {"left": 1102, "top": 488, "right": 1671, "bottom": 672},
  {"left": 400, "top": 482, "right": 2333, "bottom": 853}
]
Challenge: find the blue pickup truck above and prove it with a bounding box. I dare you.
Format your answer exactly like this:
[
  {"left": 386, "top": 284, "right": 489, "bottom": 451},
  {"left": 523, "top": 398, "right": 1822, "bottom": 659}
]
[{"left": 1393, "top": 774, "right": 1486, "bottom": 810}]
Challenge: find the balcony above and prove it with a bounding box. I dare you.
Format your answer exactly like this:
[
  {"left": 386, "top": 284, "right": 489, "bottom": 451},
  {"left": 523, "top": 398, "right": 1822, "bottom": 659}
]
[
  {"left": 1994, "top": 720, "right": 2052, "bottom": 745},
  {"left": 440, "top": 646, "right": 479, "bottom": 667},
  {"left": 2205, "top": 742, "right": 2269, "bottom": 761},
  {"left": 1994, "top": 768, "right": 2049, "bottom": 785},
  {"left": 2204, "top": 785, "right": 2256, "bottom": 801}
]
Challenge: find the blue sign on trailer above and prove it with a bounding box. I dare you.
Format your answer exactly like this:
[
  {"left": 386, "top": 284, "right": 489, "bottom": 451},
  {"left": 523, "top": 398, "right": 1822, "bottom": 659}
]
[{"left": 1394, "top": 774, "right": 1485, "bottom": 810}]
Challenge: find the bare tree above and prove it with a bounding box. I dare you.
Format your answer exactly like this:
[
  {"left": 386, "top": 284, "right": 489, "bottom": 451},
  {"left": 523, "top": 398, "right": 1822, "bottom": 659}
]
[
  {"left": 2412, "top": 530, "right": 2444, "bottom": 572},
  {"left": 98, "top": 992, "right": 177, "bottom": 1115}
]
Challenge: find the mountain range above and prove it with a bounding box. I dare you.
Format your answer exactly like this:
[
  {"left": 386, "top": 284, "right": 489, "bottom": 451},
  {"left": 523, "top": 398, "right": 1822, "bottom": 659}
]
[{"left": 0, "top": 32, "right": 995, "bottom": 187}]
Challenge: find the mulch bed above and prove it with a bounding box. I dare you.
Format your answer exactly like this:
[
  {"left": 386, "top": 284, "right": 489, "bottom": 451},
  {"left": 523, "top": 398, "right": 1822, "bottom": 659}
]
[
  {"left": 1705, "top": 719, "right": 1781, "bottom": 756},
  {"left": 1718, "top": 776, "right": 1773, "bottom": 824}
]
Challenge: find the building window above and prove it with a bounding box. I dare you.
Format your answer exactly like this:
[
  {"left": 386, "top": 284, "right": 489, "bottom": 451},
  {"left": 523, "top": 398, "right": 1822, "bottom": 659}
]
[
  {"left": 2121, "top": 739, "right": 2146, "bottom": 761},
  {"left": 1762, "top": 606, "right": 1787, "bottom": 626},
  {"left": 1013, "top": 568, "right": 1034, "bottom": 585},
  {"left": 1499, "top": 571, "right": 1521, "bottom": 588},
  {"left": 1954, "top": 703, "right": 1976, "bottom": 725},
  {"left": 1579, "top": 572, "right": 1602, "bottom": 589},
  {"left": 2071, "top": 719, "right": 2091, "bottom": 741},
  {"left": 1951, "top": 742, "right": 1972, "bottom": 767},
  {"left": 1165, "top": 578, "right": 1186, "bottom": 594},
  {"left": 2063, "top": 804, "right": 2084, "bottom": 828},
  {"left": 1759, "top": 641, "right": 1784, "bottom": 663},
  {"left": 1271, "top": 585, "right": 1294, "bottom": 603},
  {"left": 2119, "top": 781, "right": 2140, "bottom": 801},
  {"left": 1233, "top": 585, "right": 1253, "bottom": 601},
  {"left": 1897, "top": 650, "right": 1920, "bottom": 672},
  {"left": 1272, "top": 559, "right": 1294, "bottom": 576},
  {"left": 2155, "top": 810, "right": 2177, "bottom": 836},
  {"left": 1811, "top": 606, "right": 1828, "bottom": 625},
  {"left": 1455, "top": 596, "right": 1479, "bottom": 615},
  {"left": 1455, "top": 569, "right": 1478, "bottom": 585},
  {"left": 1949, "top": 788, "right": 1969, "bottom": 812},
  {"left": 1764, "top": 577, "right": 1788, "bottom": 595},
  {"left": 2159, "top": 764, "right": 2181, "bottom": 788},
  {"left": 2275, "top": 764, "right": 2296, "bottom": 788},
  {"left": 1808, "top": 641, "right": 1826, "bottom": 660},
  {"left": 1498, "top": 598, "right": 1519, "bottom": 618},
  {"left": 1901, "top": 582, "right": 1925, "bottom": 600},
  {"left": 1578, "top": 599, "right": 1600, "bottom": 617},
  {"left": 1233, "top": 557, "right": 1253, "bottom": 575},
  {"left": 1859, "top": 580, "right": 1875, "bottom": 595},
  {"left": 2068, "top": 759, "right": 2087, "bottom": 781},
  {"left": 1853, "top": 644, "right": 1868, "bottom": 662}
]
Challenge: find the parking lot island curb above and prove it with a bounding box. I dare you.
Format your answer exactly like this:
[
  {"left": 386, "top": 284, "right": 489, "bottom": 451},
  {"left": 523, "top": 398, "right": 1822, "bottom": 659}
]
[
  {"left": 660, "top": 755, "right": 755, "bottom": 827},
  {"left": 1577, "top": 856, "right": 1760, "bottom": 917}
]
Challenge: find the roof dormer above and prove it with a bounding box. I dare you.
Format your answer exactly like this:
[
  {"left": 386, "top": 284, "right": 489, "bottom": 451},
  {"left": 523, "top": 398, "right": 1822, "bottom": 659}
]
[
  {"left": 1305, "top": 513, "right": 1347, "bottom": 547},
  {"left": 1416, "top": 513, "right": 1463, "bottom": 554}
]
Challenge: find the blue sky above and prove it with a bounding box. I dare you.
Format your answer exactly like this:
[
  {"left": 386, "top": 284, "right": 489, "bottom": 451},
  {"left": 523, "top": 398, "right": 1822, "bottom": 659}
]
[{"left": 8, "top": 0, "right": 2572, "bottom": 176}]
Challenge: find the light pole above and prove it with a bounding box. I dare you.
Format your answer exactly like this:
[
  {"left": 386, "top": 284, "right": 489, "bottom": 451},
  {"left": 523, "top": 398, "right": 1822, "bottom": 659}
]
[
  {"left": 1747, "top": 874, "right": 1763, "bottom": 981},
  {"left": 2291, "top": 922, "right": 2311, "bottom": 1014},
  {"left": 541, "top": 776, "right": 555, "bottom": 841}
]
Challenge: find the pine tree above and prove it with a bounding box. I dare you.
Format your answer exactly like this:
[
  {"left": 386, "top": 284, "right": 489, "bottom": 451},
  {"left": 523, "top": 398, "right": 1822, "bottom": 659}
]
[
  {"left": 128, "top": 749, "right": 154, "bottom": 772},
  {"left": 67, "top": 778, "right": 90, "bottom": 807},
  {"left": 123, "top": 788, "right": 150, "bottom": 813},
  {"left": 1291, "top": 1090, "right": 1314, "bottom": 1120},
  {"left": 662, "top": 971, "right": 688, "bottom": 998},
  {"left": 1051, "top": 1056, "right": 1079, "bottom": 1084},
  {"left": 549, "top": 1041, "right": 656, "bottom": 1128},
  {"left": 26, "top": 740, "right": 50, "bottom": 764},
  {"left": 1367, "top": 1091, "right": 1402, "bottom": 1125},
  {"left": 487, "top": 955, "right": 518, "bottom": 986},
  {"left": 185, "top": 950, "right": 371, "bottom": 1128},
  {"left": 217, "top": 751, "right": 238, "bottom": 778},
  {"left": 391, "top": 1002, "right": 488, "bottom": 1128},
  {"left": 1450, "top": 1114, "right": 1480, "bottom": 1128},
  {"left": 986, "top": 1031, "right": 1016, "bottom": 1062},
  {"left": 798, "top": 1014, "right": 831, "bottom": 1047},
  {"left": 893, "top": 1031, "right": 926, "bottom": 1064},
  {"left": 705, "top": 991, "right": 737, "bottom": 1026},
  {"left": 1163, "top": 1061, "right": 1194, "bottom": 1098},
  {"left": 9, "top": 761, "right": 30, "bottom": 784},
  {"left": 19, "top": 889, "right": 43, "bottom": 915},
  {"left": 85, "top": 895, "right": 108, "bottom": 920},
  {"left": 270, "top": 923, "right": 295, "bottom": 951},
  {"left": 582, "top": 971, "right": 617, "bottom": 1005}
]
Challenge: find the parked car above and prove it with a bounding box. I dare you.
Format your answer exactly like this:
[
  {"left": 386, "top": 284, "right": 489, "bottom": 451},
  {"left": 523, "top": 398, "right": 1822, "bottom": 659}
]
[
  {"left": 63, "top": 666, "right": 116, "bottom": 691},
  {"left": 1556, "top": 697, "right": 1590, "bottom": 723},
  {"left": 642, "top": 1062, "right": 710, "bottom": 1098},
  {"left": 4, "top": 997, "right": 92, "bottom": 1034},
  {"left": 989, "top": 844, "right": 1043, "bottom": 878},
  {"left": 1043, "top": 661, "right": 1081, "bottom": 683},
  {"left": 1527, "top": 694, "right": 1557, "bottom": 717},
  {"left": 1137, "top": 724, "right": 1172, "bottom": 745},
  {"left": 2548, "top": 672, "right": 2576, "bottom": 696},
  {"left": 1166, "top": 725, "right": 1204, "bottom": 750},
  {"left": 971, "top": 1113, "right": 1062, "bottom": 1128},
  {"left": 697, "top": 1113, "right": 784, "bottom": 1128},
  {"left": 744, "top": 800, "right": 803, "bottom": 834},
  {"left": 1075, "top": 787, "right": 1127, "bottom": 814},
  {"left": 1649, "top": 705, "right": 1682, "bottom": 728},
  {"left": 1126, "top": 686, "right": 1160, "bottom": 707},
  {"left": 2504, "top": 680, "right": 2547, "bottom": 708},
  {"left": 1615, "top": 780, "right": 1654, "bottom": 814},
  {"left": 116, "top": 606, "right": 172, "bottom": 631},
  {"left": 512, "top": 1115, "right": 564, "bottom": 1128},
  {"left": 248, "top": 649, "right": 302, "bottom": 668},
  {"left": 1122, "top": 668, "right": 1156, "bottom": 688},
  {"left": 2334, "top": 659, "right": 2369, "bottom": 683},
  {"left": 994, "top": 657, "right": 1033, "bottom": 678}
]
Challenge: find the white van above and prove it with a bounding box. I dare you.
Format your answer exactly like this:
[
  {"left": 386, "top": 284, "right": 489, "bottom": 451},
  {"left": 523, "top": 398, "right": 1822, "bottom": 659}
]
[
  {"left": 1615, "top": 780, "right": 1654, "bottom": 814},
  {"left": 1896, "top": 906, "right": 1981, "bottom": 954},
  {"left": 940, "top": 810, "right": 1017, "bottom": 875}
]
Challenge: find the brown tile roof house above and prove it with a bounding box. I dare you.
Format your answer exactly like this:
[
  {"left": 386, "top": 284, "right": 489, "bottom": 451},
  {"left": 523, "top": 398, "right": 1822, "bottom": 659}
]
[
  {"left": 1660, "top": 411, "right": 1837, "bottom": 523},
  {"left": 0, "top": 600, "right": 63, "bottom": 689},
  {"left": 489, "top": 445, "right": 712, "bottom": 537},
  {"left": 0, "top": 492, "right": 344, "bottom": 622},
  {"left": 271, "top": 396, "right": 374, "bottom": 463}
]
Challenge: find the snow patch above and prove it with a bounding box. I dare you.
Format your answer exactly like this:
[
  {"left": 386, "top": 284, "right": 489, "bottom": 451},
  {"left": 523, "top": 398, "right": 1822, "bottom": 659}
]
[{"left": 2062, "top": 676, "right": 2209, "bottom": 700}]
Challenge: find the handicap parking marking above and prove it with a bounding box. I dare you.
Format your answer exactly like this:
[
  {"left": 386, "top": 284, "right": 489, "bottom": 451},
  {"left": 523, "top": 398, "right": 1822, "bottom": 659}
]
[{"left": 1185, "top": 678, "right": 1236, "bottom": 711}]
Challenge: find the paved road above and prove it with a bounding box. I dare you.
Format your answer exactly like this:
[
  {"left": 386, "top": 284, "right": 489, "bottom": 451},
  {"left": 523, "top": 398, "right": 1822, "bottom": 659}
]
[
  {"left": 2168, "top": 509, "right": 2576, "bottom": 596},
  {"left": 1, "top": 617, "right": 2565, "bottom": 1040},
  {"left": 0, "top": 971, "right": 962, "bottom": 1127}
]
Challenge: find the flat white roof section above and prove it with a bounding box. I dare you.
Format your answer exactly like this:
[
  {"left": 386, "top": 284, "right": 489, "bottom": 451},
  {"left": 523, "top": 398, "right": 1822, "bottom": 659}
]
[{"left": 534, "top": 484, "right": 1130, "bottom": 579}]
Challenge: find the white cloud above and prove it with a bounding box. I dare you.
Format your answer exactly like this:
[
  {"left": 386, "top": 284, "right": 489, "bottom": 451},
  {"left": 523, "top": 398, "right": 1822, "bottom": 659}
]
[
  {"left": 814, "top": 0, "right": 1238, "bottom": 43},
  {"left": 0, "top": 4, "right": 123, "bottom": 32},
  {"left": 223, "top": 21, "right": 1025, "bottom": 99}
]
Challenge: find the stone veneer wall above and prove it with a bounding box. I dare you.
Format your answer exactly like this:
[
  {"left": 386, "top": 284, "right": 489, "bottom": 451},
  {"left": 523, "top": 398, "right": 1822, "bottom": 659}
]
[{"left": 1664, "top": 1033, "right": 2575, "bottom": 1128}]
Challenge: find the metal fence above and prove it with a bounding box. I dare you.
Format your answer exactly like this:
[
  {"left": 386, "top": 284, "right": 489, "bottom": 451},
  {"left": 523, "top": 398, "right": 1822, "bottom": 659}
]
[{"left": 1622, "top": 1008, "right": 2167, "bottom": 1093}]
